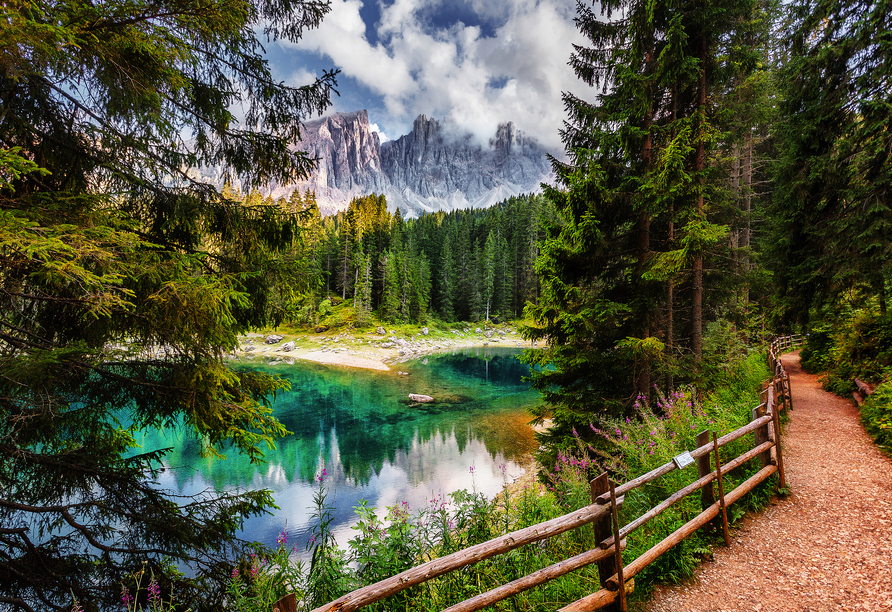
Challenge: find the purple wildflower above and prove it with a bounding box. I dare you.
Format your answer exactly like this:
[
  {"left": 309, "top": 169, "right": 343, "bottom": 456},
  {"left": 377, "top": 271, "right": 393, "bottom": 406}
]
[{"left": 148, "top": 578, "right": 160, "bottom": 604}]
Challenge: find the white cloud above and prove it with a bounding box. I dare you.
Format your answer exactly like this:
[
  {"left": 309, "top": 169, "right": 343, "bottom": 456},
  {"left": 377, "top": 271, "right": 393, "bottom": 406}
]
[
  {"left": 369, "top": 122, "right": 389, "bottom": 142},
  {"left": 282, "top": 0, "right": 589, "bottom": 151}
]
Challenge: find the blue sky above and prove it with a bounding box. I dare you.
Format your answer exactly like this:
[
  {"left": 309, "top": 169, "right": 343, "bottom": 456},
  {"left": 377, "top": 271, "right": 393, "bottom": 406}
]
[{"left": 268, "top": 0, "right": 587, "bottom": 151}]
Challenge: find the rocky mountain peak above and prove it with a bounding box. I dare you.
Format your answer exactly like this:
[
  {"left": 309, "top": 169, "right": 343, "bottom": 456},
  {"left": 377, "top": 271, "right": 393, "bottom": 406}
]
[{"left": 192, "top": 110, "right": 553, "bottom": 217}]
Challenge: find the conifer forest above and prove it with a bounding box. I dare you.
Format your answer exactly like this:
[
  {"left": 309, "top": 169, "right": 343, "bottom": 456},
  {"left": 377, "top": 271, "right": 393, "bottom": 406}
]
[{"left": 0, "top": 0, "right": 890, "bottom": 610}]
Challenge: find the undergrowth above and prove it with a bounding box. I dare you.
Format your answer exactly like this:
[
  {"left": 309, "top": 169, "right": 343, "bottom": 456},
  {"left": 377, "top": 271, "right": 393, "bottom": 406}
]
[
  {"left": 111, "top": 353, "right": 779, "bottom": 611},
  {"left": 859, "top": 381, "right": 892, "bottom": 457},
  {"left": 800, "top": 308, "right": 892, "bottom": 452}
]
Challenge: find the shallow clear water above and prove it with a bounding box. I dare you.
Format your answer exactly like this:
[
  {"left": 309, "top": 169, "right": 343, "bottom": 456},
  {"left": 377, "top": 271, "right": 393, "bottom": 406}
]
[{"left": 134, "top": 347, "right": 539, "bottom": 557}]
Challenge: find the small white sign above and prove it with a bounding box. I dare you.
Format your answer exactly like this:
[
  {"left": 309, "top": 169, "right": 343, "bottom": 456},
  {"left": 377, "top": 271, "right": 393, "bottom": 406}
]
[{"left": 673, "top": 451, "right": 695, "bottom": 470}]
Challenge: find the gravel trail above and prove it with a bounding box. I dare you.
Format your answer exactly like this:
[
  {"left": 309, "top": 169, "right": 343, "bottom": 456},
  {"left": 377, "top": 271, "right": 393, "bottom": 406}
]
[{"left": 644, "top": 351, "right": 892, "bottom": 612}]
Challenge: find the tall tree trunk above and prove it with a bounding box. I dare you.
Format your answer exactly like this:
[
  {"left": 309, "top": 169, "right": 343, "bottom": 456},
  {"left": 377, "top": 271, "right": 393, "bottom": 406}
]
[
  {"left": 667, "top": 204, "right": 675, "bottom": 393},
  {"left": 692, "top": 37, "right": 707, "bottom": 365},
  {"left": 741, "top": 130, "right": 753, "bottom": 305},
  {"left": 637, "top": 50, "right": 654, "bottom": 398},
  {"left": 731, "top": 140, "right": 741, "bottom": 302}
]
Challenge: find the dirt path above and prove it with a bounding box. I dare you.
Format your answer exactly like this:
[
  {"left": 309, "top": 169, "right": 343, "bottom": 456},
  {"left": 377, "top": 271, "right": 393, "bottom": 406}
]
[{"left": 645, "top": 351, "right": 892, "bottom": 612}]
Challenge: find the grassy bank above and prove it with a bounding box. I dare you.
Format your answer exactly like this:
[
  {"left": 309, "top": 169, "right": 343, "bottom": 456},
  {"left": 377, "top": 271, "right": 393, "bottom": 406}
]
[{"left": 116, "top": 348, "right": 777, "bottom": 611}]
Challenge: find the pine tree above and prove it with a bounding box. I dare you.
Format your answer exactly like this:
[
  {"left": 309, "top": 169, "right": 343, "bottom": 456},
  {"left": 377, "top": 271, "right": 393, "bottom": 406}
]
[
  {"left": 0, "top": 0, "right": 336, "bottom": 608},
  {"left": 526, "top": 0, "right": 762, "bottom": 462},
  {"left": 354, "top": 251, "right": 373, "bottom": 326},
  {"left": 438, "top": 232, "right": 456, "bottom": 321},
  {"left": 482, "top": 230, "right": 498, "bottom": 321},
  {"left": 381, "top": 251, "right": 402, "bottom": 322},
  {"left": 770, "top": 0, "right": 892, "bottom": 323}
]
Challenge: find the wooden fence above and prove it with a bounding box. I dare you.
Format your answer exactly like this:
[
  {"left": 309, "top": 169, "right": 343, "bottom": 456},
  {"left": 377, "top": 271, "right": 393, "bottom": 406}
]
[{"left": 301, "top": 336, "right": 803, "bottom": 612}]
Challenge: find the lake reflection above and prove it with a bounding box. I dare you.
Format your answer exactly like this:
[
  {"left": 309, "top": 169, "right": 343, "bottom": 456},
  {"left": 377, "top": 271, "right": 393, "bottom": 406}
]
[{"left": 137, "top": 347, "right": 539, "bottom": 557}]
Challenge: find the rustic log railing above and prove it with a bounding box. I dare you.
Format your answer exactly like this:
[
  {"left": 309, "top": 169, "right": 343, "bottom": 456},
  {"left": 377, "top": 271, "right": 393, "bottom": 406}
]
[{"left": 307, "top": 336, "right": 802, "bottom": 612}]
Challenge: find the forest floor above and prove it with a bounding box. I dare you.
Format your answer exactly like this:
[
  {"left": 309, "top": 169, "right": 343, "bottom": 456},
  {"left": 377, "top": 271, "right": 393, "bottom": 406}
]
[{"left": 644, "top": 351, "right": 892, "bottom": 612}]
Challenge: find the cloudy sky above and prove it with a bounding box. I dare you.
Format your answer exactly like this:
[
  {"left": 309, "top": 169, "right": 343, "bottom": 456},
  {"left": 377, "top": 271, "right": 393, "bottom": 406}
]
[{"left": 267, "top": 0, "right": 589, "bottom": 151}]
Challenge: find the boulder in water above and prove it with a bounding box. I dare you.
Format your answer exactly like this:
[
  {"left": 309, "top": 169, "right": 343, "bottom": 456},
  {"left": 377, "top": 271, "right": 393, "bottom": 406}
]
[{"left": 408, "top": 394, "right": 434, "bottom": 403}]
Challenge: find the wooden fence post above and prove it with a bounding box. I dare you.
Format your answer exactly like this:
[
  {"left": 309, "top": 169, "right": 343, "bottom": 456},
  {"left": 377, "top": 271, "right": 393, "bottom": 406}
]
[
  {"left": 712, "top": 432, "right": 731, "bottom": 547},
  {"left": 696, "top": 430, "right": 714, "bottom": 512},
  {"left": 773, "top": 375, "right": 784, "bottom": 413},
  {"left": 273, "top": 594, "right": 297, "bottom": 612},
  {"left": 609, "top": 480, "right": 627, "bottom": 612},
  {"left": 753, "top": 405, "right": 770, "bottom": 468},
  {"left": 591, "top": 473, "right": 617, "bottom": 592},
  {"left": 783, "top": 371, "right": 793, "bottom": 411},
  {"left": 770, "top": 397, "right": 787, "bottom": 489}
]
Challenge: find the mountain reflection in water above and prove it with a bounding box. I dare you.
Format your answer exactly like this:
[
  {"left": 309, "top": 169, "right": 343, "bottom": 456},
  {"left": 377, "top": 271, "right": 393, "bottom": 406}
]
[{"left": 134, "top": 347, "right": 539, "bottom": 557}]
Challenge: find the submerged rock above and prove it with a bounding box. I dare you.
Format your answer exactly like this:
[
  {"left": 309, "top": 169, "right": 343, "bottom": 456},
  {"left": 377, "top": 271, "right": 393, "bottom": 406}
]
[{"left": 408, "top": 394, "right": 434, "bottom": 403}]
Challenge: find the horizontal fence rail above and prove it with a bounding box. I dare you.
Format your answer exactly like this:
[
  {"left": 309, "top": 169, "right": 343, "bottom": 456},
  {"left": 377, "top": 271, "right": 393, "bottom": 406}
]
[{"left": 306, "top": 336, "right": 802, "bottom": 612}]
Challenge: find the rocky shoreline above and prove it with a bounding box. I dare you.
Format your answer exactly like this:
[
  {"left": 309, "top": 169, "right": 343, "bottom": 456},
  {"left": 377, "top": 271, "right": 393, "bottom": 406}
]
[{"left": 232, "top": 324, "right": 540, "bottom": 371}]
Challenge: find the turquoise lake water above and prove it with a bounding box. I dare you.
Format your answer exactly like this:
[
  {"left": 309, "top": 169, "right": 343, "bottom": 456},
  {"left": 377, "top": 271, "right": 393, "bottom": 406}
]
[{"left": 134, "top": 347, "right": 540, "bottom": 557}]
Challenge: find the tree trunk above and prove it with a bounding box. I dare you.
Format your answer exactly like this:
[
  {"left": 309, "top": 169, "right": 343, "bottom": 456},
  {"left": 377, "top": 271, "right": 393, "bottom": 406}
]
[
  {"left": 741, "top": 130, "right": 753, "bottom": 305},
  {"left": 637, "top": 49, "right": 654, "bottom": 398},
  {"left": 692, "top": 38, "right": 707, "bottom": 365}
]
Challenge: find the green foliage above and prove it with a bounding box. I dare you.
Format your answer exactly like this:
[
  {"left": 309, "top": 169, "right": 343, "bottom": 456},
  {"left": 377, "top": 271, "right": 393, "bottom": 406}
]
[
  {"left": 524, "top": 0, "right": 772, "bottom": 467},
  {"left": 768, "top": 0, "right": 892, "bottom": 326},
  {"left": 296, "top": 194, "right": 554, "bottom": 327},
  {"left": 252, "top": 347, "right": 771, "bottom": 611},
  {"left": 799, "top": 325, "right": 835, "bottom": 373},
  {"left": 860, "top": 381, "right": 892, "bottom": 456},
  {"left": 305, "top": 476, "right": 351, "bottom": 608},
  {"left": 0, "top": 0, "right": 336, "bottom": 608},
  {"left": 799, "top": 306, "right": 892, "bottom": 393}
]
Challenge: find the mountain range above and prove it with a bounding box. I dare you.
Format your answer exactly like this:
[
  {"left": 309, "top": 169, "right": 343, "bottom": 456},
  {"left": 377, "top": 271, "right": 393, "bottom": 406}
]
[{"left": 194, "top": 110, "right": 554, "bottom": 217}]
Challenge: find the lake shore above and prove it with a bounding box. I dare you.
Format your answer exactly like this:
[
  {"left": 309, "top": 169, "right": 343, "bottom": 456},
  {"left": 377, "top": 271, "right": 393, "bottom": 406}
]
[{"left": 234, "top": 325, "right": 541, "bottom": 371}]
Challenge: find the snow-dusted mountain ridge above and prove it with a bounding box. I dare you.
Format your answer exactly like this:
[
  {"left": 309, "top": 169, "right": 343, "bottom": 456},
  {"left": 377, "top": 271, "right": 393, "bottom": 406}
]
[{"left": 208, "top": 110, "right": 554, "bottom": 217}]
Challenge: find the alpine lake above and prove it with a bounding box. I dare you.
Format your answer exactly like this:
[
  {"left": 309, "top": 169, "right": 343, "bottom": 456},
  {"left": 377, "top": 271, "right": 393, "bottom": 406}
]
[{"left": 133, "top": 346, "right": 540, "bottom": 559}]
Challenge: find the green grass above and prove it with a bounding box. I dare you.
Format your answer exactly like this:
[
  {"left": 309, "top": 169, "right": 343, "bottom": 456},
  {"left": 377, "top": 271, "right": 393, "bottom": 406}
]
[{"left": 196, "top": 348, "right": 778, "bottom": 612}]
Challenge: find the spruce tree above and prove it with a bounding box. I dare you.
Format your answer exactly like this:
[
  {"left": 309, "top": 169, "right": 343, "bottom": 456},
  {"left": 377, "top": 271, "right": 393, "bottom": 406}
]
[
  {"left": 526, "top": 0, "right": 762, "bottom": 462},
  {"left": 0, "top": 0, "right": 336, "bottom": 608},
  {"left": 770, "top": 0, "right": 892, "bottom": 323},
  {"left": 438, "top": 233, "right": 456, "bottom": 321}
]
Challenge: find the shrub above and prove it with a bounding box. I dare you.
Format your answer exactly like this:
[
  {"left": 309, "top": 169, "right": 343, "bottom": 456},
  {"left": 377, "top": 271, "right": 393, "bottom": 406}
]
[{"left": 860, "top": 379, "right": 892, "bottom": 456}]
